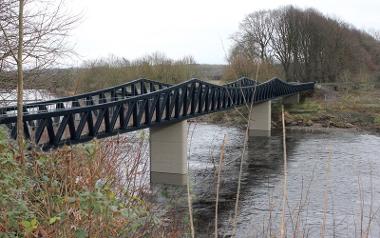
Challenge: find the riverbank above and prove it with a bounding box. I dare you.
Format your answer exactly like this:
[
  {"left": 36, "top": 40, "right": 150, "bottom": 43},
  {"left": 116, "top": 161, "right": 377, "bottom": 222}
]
[{"left": 281, "top": 86, "right": 380, "bottom": 133}]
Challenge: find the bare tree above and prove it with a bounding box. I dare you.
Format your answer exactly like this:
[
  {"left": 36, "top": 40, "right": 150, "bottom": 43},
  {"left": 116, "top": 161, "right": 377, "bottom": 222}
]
[
  {"left": 375, "top": 32, "right": 380, "bottom": 41},
  {"left": 368, "top": 29, "right": 380, "bottom": 42},
  {"left": 0, "top": 0, "right": 78, "bottom": 160},
  {"left": 232, "top": 10, "right": 274, "bottom": 62},
  {"left": 270, "top": 7, "right": 294, "bottom": 80}
]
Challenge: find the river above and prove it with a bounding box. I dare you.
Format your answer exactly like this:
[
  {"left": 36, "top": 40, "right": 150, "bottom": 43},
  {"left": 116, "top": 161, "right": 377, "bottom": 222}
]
[
  {"left": 0, "top": 89, "right": 55, "bottom": 107},
  {"left": 188, "top": 124, "right": 380, "bottom": 237}
]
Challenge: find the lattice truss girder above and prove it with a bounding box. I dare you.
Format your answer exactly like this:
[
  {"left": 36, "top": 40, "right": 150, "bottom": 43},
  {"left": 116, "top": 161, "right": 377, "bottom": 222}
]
[{"left": 0, "top": 77, "right": 314, "bottom": 149}]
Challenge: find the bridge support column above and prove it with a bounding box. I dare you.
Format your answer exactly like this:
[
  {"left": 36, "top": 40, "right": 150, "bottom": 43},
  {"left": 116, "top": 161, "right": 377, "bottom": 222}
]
[
  {"left": 249, "top": 101, "right": 271, "bottom": 137},
  {"left": 283, "top": 93, "right": 300, "bottom": 105},
  {"left": 150, "top": 121, "right": 187, "bottom": 185}
]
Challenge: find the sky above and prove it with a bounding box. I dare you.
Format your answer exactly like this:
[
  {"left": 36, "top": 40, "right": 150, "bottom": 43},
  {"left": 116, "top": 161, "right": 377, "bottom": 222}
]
[{"left": 67, "top": 0, "right": 380, "bottom": 65}]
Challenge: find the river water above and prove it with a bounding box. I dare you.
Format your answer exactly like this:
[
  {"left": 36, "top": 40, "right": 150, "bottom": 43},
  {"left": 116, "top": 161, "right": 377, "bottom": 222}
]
[
  {"left": 187, "top": 123, "right": 380, "bottom": 238},
  {"left": 0, "top": 89, "right": 55, "bottom": 107}
]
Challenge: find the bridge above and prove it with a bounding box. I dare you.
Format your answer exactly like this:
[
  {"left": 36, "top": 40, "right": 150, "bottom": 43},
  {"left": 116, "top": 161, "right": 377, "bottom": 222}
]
[{"left": 0, "top": 77, "right": 314, "bottom": 185}]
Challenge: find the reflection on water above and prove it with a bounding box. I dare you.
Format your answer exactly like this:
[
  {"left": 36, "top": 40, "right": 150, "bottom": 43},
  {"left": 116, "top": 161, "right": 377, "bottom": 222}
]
[
  {"left": 189, "top": 123, "right": 380, "bottom": 237},
  {"left": 0, "top": 89, "right": 55, "bottom": 107}
]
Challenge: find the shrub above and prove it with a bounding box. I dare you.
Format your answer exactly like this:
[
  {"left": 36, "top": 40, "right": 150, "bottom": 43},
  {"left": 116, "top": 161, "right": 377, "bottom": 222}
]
[{"left": 0, "top": 131, "right": 162, "bottom": 237}]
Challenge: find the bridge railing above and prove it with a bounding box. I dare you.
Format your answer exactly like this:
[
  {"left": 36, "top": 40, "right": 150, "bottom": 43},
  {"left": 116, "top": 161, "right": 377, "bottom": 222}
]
[{"left": 0, "top": 78, "right": 171, "bottom": 115}]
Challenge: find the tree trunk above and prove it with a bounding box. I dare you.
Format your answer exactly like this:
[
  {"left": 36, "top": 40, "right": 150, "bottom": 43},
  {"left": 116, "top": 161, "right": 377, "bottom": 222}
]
[{"left": 17, "top": 0, "right": 24, "bottom": 162}]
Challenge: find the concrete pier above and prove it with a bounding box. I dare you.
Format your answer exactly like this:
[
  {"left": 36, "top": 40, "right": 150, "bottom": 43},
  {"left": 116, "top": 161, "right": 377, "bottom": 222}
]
[
  {"left": 283, "top": 93, "right": 300, "bottom": 105},
  {"left": 150, "top": 121, "right": 188, "bottom": 185},
  {"left": 249, "top": 100, "right": 271, "bottom": 137}
]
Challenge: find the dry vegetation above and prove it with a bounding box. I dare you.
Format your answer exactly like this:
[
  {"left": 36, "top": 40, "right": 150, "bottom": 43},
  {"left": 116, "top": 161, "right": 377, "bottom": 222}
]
[{"left": 0, "top": 130, "right": 190, "bottom": 237}]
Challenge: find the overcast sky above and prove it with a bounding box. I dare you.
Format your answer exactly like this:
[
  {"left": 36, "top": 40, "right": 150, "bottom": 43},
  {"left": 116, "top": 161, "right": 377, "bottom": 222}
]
[{"left": 67, "top": 0, "right": 380, "bottom": 65}]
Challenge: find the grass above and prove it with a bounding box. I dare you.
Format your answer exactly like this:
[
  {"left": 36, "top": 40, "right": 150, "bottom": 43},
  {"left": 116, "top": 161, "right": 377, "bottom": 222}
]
[{"left": 280, "top": 105, "right": 288, "bottom": 238}]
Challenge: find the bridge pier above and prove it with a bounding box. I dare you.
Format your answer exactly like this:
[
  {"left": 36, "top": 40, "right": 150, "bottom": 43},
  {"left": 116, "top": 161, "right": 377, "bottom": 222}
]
[
  {"left": 150, "top": 121, "right": 187, "bottom": 185},
  {"left": 249, "top": 100, "right": 272, "bottom": 137},
  {"left": 283, "top": 93, "right": 300, "bottom": 105}
]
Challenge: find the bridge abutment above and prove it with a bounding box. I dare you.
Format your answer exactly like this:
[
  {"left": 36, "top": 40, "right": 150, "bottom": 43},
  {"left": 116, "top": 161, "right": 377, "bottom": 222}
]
[
  {"left": 249, "top": 100, "right": 272, "bottom": 137},
  {"left": 150, "top": 121, "right": 188, "bottom": 185}
]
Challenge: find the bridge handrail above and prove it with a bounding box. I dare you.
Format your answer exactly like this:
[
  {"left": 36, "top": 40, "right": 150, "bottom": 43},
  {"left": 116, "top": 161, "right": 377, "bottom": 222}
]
[{"left": 0, "top": 78, "right": 172, "bottom": 112}]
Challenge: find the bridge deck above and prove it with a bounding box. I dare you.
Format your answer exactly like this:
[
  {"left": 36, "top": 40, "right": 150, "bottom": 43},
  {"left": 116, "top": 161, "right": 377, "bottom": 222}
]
[{"left": 0, "top": 77, "right": 314, "bottom": 149}]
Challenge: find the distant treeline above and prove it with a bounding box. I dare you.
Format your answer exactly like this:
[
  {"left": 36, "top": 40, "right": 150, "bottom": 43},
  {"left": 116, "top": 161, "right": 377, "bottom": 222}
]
[
  {"left": 69, "top": 54, "right": 227, "bottom": 94},
  {"left": 0, "top": 53, "right": 227, "bottom": 95},
  {"left": 228, "top": 5, "right": 380, "bottom": 83},
  {"left": 69, "top": 53, "right": 197, "bottom": 94}
]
